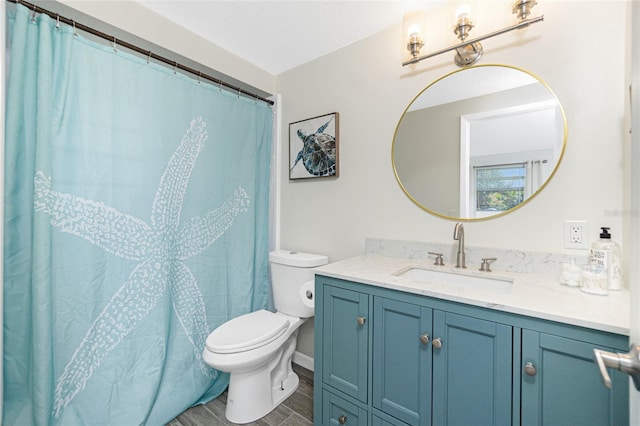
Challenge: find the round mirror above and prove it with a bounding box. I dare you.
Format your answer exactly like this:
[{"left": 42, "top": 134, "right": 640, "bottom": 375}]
[{"left": 392, "top": 64, "right": 567, "bottom": 221}]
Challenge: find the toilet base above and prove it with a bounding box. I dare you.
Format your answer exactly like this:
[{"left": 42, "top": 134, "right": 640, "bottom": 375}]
[
  {"left": 203, "top": 314, "right": 306, "bottom": 424},
  {"left": 225, "top": 365, "right": 299, "bottom": 424},
  {"left": 223, "top": 328, "right": 302, "bottom": 424}
]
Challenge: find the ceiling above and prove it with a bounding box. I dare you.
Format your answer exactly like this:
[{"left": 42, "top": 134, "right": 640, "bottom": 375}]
[{"left": 136, "top": 0, "right": 445, "bottom": 75}]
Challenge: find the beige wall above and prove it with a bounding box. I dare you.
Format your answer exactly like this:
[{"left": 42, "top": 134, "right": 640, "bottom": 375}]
[
  {"left": 277, "top": 1, "right": 629, "bottom": 357},
  {"left": 394, "top": 104, "right": 460, "bottom": 216}
]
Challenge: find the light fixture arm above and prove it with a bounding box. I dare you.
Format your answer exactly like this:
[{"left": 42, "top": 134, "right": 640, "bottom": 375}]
[{"left": 402, "top": 15, "right": 544, "bottom": 67}]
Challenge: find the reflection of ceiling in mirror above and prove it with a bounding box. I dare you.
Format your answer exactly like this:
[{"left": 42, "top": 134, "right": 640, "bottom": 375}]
[
  {"left": 471, "top": 108, "right": 558, "bottom": 157},
  {"left": 408, "top": 67, "right": 539, "bottom": 111}
]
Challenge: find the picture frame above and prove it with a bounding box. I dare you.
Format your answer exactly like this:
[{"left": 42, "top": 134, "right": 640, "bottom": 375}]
[{"left": 289, "top": 112, "right": 339, "bottom": 180}]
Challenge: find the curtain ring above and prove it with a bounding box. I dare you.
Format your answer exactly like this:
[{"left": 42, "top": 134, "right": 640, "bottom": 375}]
[
  {"left": 31, "top": 4, "right": 37, "bottom": 24},
  {"left": 147, "top": 51, "right": 152, "bottom": 64},
  {"left": 173, "top": 62, "right": 177, "bottom": 75},
  {"left": 217, "top": 80, "right": 222, "bottom": 91},
  {"left": 55, "top": 15, "right": 60, "bottom": 30},
  {"left": 111, "top": 37, "right": 118, "bottom": 53},
  {"left": 72, "top": 21, "right": 78, "bottom": 37},
  {"left": 197, "top": 72, "right": 202, "bottom": 84}
]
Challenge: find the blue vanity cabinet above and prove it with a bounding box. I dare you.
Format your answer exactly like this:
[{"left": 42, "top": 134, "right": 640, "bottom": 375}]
[
  {"left": 320, "top": 284, "right": 369, "bottom": 402},
  {"left": 372, "top": 297, "right": 433, "bottom": 425},
  {"left": 372, "top": 297, "right": 512, "bottom": 426},
  {"left": 316, "top": 281, "right": 371, "bottom": 426},
  {"left": 431, "top": 310, "right": 513, "bottom": 425},
  {"left": 314, "top": 275, "right": 629, "bottom": 426},
  {"left": 372, "top": 415, "right": 407, "bottom": 426},
  {"left": 520, "top": 329, "right": 629, "bottom": 426},
  {"left": 323, "top": 390, "right": 368, "bottom": 425}
]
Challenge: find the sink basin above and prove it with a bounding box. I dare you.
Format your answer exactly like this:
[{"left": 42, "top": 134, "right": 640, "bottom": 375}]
[{"left": 392, "top": 266, "right": 513, "bottom": 292}]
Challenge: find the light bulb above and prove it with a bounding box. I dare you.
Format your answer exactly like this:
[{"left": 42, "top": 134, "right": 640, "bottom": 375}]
[
  {"left": 407, "top": 23, "right": 422, "bottom": 38},
  {"left": 456, "top": 4, "right": 471, "bottom": 20}
]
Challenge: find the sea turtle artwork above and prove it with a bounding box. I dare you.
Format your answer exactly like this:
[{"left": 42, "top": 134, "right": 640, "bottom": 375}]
[{"left": 289, "top": 114, "right": 338, "bottom": 178}]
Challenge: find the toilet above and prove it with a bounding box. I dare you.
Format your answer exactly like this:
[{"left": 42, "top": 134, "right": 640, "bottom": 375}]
[{"left": 202, "top": 250, "right": 328, "bottom": 424}]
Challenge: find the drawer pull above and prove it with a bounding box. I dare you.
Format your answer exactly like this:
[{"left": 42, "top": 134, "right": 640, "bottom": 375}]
[
  {"left": 356, "top": 316, "right": 366, "bottom": 326},
  {"left": 338, "top": 414, "right": 347, "bottom": 424},
  {"left": 420, "top": 333, "right": 430, "bottom": 345},
  {"left": 524, "top": 362, "right": 537, "bottom": 376},
  {"left": 432, "top": 337, "right": 443, "bottom": 349}
]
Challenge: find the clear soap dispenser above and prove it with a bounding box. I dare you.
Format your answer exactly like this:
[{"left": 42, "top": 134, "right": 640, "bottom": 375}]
[{"left": 589, "top": 227, "right": 622, "bottom": 290}]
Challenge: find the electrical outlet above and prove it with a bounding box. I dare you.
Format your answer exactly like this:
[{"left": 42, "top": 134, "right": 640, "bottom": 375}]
[{"left": 564, "top": 220, "right": 588, "bottom": 249}]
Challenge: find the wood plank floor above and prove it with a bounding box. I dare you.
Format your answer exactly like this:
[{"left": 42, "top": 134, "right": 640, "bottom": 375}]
[{"left": 166, "top": 364, "right": 313, "bottom": 426}]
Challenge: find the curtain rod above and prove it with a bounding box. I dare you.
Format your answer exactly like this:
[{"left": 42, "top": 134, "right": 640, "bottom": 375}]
[{"left": 7, "top": 0, "right": 275, "bottom": 106}]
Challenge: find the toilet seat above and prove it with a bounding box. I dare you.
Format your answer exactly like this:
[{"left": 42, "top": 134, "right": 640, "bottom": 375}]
[{"left": 205, "top": 310, "right": 290, "bottom": 354}]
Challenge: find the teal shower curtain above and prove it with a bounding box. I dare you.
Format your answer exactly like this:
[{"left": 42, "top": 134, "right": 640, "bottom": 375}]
[{"left": 4, "top": 5, "right": 272, "bottom": 425}]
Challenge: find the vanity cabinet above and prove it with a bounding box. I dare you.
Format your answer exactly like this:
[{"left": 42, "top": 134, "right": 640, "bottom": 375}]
[
  {"left": 323, "top": 389, "right": 368, "bottom": 426},
  {"left": 372, "top": 297, "right": 512, "bottom": 425},
  {"left": 314, "top": 275, "right": 629, "bottom": 426},
  {"left": 521, "top": 330, "right": 629, "bottom": 425},
  {"left": 321, "top": 285, "right": 369, "bottom": 403},
  {"left": 372, "top": 298, "right": 431, "bottom": 424}
]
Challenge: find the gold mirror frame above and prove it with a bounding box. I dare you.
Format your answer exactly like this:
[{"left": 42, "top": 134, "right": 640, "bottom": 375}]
[{"left": 392, "top": 64, "right": 567, "bottom": 221}]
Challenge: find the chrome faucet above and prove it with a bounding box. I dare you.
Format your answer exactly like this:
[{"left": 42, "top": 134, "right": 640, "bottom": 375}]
[{"left": 453, "top": 222, "right": 466, "bottom": 268}]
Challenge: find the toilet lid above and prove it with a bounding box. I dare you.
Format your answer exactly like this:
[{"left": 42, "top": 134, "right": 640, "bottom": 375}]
[{"left": 205, "top": 310, "right": 290, "bottom": 354}]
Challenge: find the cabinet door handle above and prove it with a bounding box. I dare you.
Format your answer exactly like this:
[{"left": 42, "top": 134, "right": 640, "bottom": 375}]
[
  {"left": 356, "top": 316, "right": 366, "bottom": 326},
  {"left": 524, "top": 362, "right": 537, "bottom": 376},
  {"left": 338, "top": 414, "right": 347, "bottom": 424},
  {"left": 420, "top": 333, "right": 430, "bottom": 345},
  {"left": 432, "top": 337, "right": 443, "bottom": 349}
]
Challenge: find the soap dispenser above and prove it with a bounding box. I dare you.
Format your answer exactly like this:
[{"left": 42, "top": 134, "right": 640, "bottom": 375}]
[{"left": 589, "top": 227, "right": 622, "bottom": 290}]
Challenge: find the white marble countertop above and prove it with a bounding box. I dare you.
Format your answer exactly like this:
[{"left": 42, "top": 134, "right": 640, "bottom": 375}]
[{"left": 314, "top": 254, "right": 630, "bottom": 336}]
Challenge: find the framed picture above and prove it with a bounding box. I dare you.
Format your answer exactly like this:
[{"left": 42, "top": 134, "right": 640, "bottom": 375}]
[{"left": 289, "top": 112, "right": 339, "bottom": 180}]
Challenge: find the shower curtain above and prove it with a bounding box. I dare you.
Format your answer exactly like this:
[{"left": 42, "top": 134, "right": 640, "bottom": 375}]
[{"left": 4, "top": 5, "right": 272, "bottom": 425}]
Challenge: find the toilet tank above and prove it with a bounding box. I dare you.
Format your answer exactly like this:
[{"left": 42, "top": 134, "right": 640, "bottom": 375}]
[{"left": 269, "top": 250, "right": 328, "bottom": 318}]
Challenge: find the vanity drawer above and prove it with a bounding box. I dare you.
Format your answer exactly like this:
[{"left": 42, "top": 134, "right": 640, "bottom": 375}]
[
  {"left": 322, "top": 389, "right": 368, "bottom": 426},
  {"left": 372, "top": 413, "right": 409, "bottom": 426}
]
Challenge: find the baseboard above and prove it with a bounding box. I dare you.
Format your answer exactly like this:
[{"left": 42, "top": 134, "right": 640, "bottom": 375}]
[{"left": 292, "top": 350, "right": 314, "bottom": 372}]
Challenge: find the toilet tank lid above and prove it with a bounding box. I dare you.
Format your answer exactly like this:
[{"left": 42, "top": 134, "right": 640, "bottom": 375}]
[{"left": 269, "top": 250, "right": 328, "bottom": 268}]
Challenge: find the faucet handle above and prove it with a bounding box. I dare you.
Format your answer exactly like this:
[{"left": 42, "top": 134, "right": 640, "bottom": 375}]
[
  {"left": 479, "top": 257, "right": 497, "bottom": 272},
  {"left": 428, "top": 252, "right": 445, "bottom": 266}
]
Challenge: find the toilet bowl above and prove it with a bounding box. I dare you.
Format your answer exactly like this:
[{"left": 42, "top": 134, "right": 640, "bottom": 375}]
[{"left": 202, "top": 250, "right": 328, "bottom": 424}]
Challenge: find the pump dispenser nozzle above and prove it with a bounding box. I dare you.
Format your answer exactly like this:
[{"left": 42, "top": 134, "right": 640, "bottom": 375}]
[{"left": 599, "top": 227, "right": 611, "bottom": 239}]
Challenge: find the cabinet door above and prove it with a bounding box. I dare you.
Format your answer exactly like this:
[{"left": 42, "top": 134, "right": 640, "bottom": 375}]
[
  {"left": 521, "top": 330, "right": 629, "bottom": 426},
  {"left": 372, "top": 297, "right": 432, "bottom": 426},
  {"left": 322, "top": 286, "right": 369, "bottom": 402},
  {"left": 322, "top": 390, "right": 368, "bottom": 426},
  {"left": 432, "top": 311, "right": 513, "bottom": 426}
]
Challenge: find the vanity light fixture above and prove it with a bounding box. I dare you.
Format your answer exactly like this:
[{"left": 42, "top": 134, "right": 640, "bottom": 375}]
[
  {"left": 402, "top": 10, "right": 427, "bottom": 60},
  {"left": 402, "top": 0, "right": 543, "bottom": 67}
]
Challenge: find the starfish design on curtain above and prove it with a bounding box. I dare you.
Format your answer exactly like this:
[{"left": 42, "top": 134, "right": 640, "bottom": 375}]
[{"left": 33, "top": 118, "right": 250, "bottom": 417}]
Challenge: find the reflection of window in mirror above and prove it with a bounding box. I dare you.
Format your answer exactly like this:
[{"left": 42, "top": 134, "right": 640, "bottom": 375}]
[
  {"left": 474, "top": 163, "right": 525, "bottom": 217},
  {"left": 459, "top": 99, "right": 562, "bottom": 218},
  {"left": 467, "top": 156, "right": 551, "bottom": 218}
]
